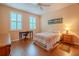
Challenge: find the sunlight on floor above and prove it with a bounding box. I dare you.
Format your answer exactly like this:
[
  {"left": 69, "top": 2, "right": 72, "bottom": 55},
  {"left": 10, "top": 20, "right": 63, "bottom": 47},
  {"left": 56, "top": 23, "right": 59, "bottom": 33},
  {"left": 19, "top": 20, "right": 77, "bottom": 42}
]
[
  {"left": 64, "top": 52, "right": 71, "bottom": 56},
  {"left": 11, "top": 47, "right": 24, "bottom": 56},
  {"left": 25, "top": 43, "right": 38, "bottom": 56}
]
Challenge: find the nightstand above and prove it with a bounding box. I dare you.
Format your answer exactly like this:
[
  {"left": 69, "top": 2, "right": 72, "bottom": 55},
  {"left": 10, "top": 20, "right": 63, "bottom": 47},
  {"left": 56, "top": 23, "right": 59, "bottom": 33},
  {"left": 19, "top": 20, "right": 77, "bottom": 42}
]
[{"left": 61, "top": 34, "right": 73, "bottom": 44}]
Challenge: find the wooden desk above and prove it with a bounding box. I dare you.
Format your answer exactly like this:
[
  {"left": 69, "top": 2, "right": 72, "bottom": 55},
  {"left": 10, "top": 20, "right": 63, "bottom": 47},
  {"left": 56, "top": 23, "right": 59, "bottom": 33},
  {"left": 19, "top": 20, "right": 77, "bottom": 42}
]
[
  {"left": 0, "top": 34, "right": 11, "bottom": 56},
  {"left": 19, "top": 31, "right": 33, "bottom": 39}
]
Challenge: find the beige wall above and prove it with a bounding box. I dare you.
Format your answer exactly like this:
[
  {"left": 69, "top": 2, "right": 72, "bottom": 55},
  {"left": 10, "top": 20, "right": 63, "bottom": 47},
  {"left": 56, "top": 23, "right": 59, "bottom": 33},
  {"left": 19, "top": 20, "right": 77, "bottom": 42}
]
[
  {"left": 0, "top": 8, "right": 2, "bottom": 34},
  {"left": 0, "top": 4, "right": 41, "bottom": 41},
  {"left": 41, "top": 4, "right": 79, "bottom": 35}
]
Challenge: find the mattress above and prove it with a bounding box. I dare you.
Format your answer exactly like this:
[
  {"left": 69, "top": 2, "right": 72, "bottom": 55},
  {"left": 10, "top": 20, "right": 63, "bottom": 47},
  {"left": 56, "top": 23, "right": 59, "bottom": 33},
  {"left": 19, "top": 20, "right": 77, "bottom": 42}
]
[{"left": 33, "top": 32, "right": 60, "bottom": 51}]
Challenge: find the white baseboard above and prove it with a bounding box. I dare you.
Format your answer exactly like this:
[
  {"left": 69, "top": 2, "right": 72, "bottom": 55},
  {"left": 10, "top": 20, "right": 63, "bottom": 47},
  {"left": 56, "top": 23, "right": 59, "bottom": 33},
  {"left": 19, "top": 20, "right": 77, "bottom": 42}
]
[{"left": 11, "top": 39, "right": 19, "bottom": 42}]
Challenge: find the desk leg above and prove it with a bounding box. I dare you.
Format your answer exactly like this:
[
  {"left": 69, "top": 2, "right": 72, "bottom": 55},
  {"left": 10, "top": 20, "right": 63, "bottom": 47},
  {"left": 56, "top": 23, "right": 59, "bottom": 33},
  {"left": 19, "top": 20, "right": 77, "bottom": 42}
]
[
  {"left": 31, "top": 32, "right": 33, "bottom": 39},
  {"left": 19, "top": 32, "right": 22, "bottom": 39},
  {"left": 19, "top": 32, "right": 20, "bottom": 39},
  {"left": 32, "top": 32, "right": 33, "bottom": 39},
  {"left": 30, "top": 32, "right": 33, "bottom": 39},
  {"left": 29, "top": 32, "right": 31, "bottom": 39}
]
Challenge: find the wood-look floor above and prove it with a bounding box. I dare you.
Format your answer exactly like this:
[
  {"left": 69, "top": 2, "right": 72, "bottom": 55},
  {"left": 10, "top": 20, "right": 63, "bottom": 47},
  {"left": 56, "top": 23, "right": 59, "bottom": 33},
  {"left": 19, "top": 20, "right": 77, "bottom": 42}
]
[{"left": 10, "top": 39, "right": 79, "bottom": 56}]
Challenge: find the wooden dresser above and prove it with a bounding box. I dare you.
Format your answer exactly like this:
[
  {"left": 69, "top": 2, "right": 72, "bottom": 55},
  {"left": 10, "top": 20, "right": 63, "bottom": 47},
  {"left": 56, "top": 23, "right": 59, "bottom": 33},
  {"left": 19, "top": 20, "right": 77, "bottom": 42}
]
[
  {"left": 0, "top": 34, "right": 11, "bottom": 56},
  {"left": 61, "top": 34, "right": 73, "bottom": 44}
]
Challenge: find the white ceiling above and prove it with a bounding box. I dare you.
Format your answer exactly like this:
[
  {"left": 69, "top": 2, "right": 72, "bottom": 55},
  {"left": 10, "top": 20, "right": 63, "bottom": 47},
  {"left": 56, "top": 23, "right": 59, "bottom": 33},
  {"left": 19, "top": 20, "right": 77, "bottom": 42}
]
[{"left": 3, "top": 3, "right": 74, "bottom": 15}]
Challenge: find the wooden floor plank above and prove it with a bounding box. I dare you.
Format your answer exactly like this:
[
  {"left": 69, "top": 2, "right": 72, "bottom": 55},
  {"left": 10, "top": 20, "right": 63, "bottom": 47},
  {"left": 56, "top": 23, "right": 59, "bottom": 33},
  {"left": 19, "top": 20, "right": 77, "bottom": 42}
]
[{"left": 10, "top": 39, "right": 79, "bottom": 56}]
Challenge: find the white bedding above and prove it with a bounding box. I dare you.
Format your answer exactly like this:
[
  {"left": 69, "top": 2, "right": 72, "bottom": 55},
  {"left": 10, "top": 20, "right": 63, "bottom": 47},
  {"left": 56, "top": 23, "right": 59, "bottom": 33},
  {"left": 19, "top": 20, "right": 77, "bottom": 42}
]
[{"left": 33, "top": 32, "right": 60, "bottom": 51}]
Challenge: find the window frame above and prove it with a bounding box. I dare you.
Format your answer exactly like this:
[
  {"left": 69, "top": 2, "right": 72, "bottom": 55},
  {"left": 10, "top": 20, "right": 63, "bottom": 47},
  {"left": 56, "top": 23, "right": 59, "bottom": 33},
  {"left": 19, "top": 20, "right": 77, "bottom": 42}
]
[
  {"left": 10, "top": 12, "right": 22, "bottom": 31},
  {"left": 29, "top": 16, "right": 36, "bottom": 31}
]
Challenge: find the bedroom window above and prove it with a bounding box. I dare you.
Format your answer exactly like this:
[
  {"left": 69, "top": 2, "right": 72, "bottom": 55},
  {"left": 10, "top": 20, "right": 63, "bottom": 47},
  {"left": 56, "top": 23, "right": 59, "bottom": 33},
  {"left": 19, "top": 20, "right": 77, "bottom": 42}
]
[
  {"left": 29, "top": 16, "right": 36, "bottom": 31},
  {"left": 10, "top": 12, "right": 22, "bottom": 30}
]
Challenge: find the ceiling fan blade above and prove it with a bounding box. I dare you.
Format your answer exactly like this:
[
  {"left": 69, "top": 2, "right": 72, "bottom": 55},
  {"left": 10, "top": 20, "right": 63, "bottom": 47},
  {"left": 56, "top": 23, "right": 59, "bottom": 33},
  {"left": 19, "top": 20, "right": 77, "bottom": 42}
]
[
  {"left": 40, "top": 6, "right": 43, "bottom": 10},
  {"left": 38, "top": 3, "right": 50, "bottom": 6}
]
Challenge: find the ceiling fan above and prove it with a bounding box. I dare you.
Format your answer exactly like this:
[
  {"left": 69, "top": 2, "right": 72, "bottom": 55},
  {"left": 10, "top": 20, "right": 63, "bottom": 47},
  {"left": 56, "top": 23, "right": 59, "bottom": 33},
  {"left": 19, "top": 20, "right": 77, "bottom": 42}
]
[
  {"left": 37, "top": 3, "right": 51, "bottom": 6},
  {"left": 34, "top": 3, "right": 51, "bottom": 10}
]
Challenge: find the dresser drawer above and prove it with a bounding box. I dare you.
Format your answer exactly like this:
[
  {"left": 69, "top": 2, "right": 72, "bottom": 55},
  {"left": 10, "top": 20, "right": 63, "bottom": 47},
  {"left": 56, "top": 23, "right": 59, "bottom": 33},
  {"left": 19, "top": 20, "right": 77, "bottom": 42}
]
[
  {"left": 61, "top": 34, "right": 73, "bottom": 44},
  {"left": 63, "top": 35, "right": 72, "bottom": 39}
]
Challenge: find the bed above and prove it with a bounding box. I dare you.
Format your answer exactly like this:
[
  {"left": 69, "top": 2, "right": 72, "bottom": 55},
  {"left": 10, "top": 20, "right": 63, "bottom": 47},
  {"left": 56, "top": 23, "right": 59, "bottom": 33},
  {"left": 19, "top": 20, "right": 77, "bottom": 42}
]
[{"left": 33, "top": 32, "right": 61, "bottom": 51}]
